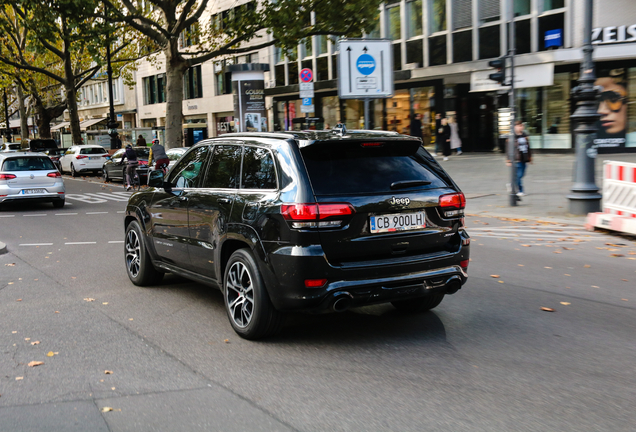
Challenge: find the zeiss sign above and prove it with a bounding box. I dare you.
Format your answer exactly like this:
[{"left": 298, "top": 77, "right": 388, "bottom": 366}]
[
  {"left": 356, "top": 54, "right": 376, "bottom": 75},
  {"left": 592, "top": 24, "right": 636, "bottom": 44}
]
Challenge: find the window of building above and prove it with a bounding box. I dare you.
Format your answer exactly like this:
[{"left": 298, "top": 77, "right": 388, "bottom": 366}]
[
  {"left": 300, "top": 39, "right": 312, "bottom": 58},
  {"left": 368, "top": 12, "right": 381, "bottom": 38},
  {"left": 184, "top": 65, "right": 202, "bottom": 99},
  {"left": 515, "top": 20, "right": 531, "bottom": 54},
  {"left": 542, "top": 0, "right": 564, "bottom": 12},
  {"left": 274, "top": 46, "right": 283, "bottom": 64},
  {"left": 393, "top": 43, "right": 402, "bottom": 71},
  {"left": 479, "top": 25, "right": 500, "bottom": 59},
  {"left": 480, "top": 0, "right": 500, "bottom": 24},
  {"left": 288, "top": 61, "right": 299, "bottom": 85},
  {"left": 316, "top": 57, "right": 329, "bottom": 81},
  {"left": 302, "top": 60, "right": 312, "bottom": 73},
  {"left": 275, "top": 64, "right": 286, "bottom": 87},
  {"left": 331, "top": 54, "right": 338, "bottom": 80},
  {"left": 514, "top": 0, "right": 531, "bottom": 16},
  {"left": 179, "top": 22, "right": 199, "bottom": 47},
  {"left": 406, "top": 39, "right": 423, "bottom": 67},
  {"left": 316, "top": 35, "right": 329, "bottom": 55},
  {"left": 452, "top": 0, "right": 472, "bottom": 30},
  {"left": 407, "top": 0, "right": 423, "bottom": 38},
  {"left": 538, "top": 13, "right": 564, "bottom": 50},
  {"left": 430, "top": 0, "right": 446, "bottom": 33},
  {"left": 215, "top": 61, "right": 232, "bottom": 95},
  {"left": 143, "top": 75, "right": 158, "bottom": 105},
  {"left": 387, "top": 5, "right": 401, "bottom": 40},
  {"left": 429, "top": 35, "right": 447, "bottom": 66},
  {"left": 453, "top": 30, "right": 472, "bottom": 62}
]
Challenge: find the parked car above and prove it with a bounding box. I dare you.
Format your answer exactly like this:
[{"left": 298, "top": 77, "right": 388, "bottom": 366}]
[
  {"left": 59, "top": 145, "right": 109, "bottom": 177},
  {"left": 102, "top": 146, "right": 150, "bottom": 183},
  {"left": 165, "top": 147, "right": 188, "bottom": 168},
  {"left": 0, "top": 152, "right": 65, "bottom": 208},
  {"left": 44, "top": 148, "right": 67, "bottom": 171},
  {"left": 0, "top": 142, "right": 23, "bottom": 152},
  {"left": 28, "top": 139, "right": 58, "bottom": 153},
  {"left": 123, "top": 129, "right": 470, "bottom": 339}
]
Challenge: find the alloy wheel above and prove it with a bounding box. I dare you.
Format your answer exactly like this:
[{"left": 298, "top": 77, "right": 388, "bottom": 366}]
[
  {"left": 125, "top": 229, "right": 141, "bottom": 278},
  {"left": 226, "top": 262, "right": 254, "bottom": 328}
]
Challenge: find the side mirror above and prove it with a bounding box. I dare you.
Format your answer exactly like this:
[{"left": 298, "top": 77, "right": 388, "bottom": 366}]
[{"left": 147, "top": 169, "right": 165, "bottom": 188}]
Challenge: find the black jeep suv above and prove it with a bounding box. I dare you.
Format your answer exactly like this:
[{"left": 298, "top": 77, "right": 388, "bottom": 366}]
[{"left": 124, "top": 130, "right": 470, "bottom": 339}]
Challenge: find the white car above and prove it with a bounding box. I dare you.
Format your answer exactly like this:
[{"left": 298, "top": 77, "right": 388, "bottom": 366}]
[
  {"left": 0, "top": 142, "right": 23, "bottom": 152},
  {"left": 59, "top": 145, "right": 109, "bottom": 177},
  {"left": 0, "top": 152, "right": 65, "bottom": 208},
  {"left": 165, "top": 147, "right": 188, "bottom": 168}
]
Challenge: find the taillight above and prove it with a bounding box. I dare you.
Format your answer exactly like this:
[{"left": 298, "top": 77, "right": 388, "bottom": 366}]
[
  {"left": 460, "top": 259, "right": 469, "bottom": 268},
  {"left": 0, "top": 174, "right": 17, "bottom": 180},
  {"left": 101, "top": 154, "right": 109, "bottom": 158},
  {"left": 47, "top": 172, "right": 61, "bottom": 178},
  {"left": 138, "top": 160, "right": 148, "bottom": 166},
  {"left": 304, "top": 279, "right": 328, "bottom": 288},
  {"left": 439, "top": 193, "right": 466, "bottom": 218},
  {"left": 281, "top": 203, "right": 355, "bottom": 228},
  {"left": 361, "top": 142, "right": 383, "bottom": 147},
  {"left": 76, "top": 155, "right": 88, "bottom": 159}
]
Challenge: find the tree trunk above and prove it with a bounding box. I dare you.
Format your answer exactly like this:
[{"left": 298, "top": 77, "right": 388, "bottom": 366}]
[
  {"left": 33, "top": 97, "right": 66, "bottom": 140},
  {"left": 61, "top": 18, "right": 82, "bottom": 146},
  {"left": 164, "top": 42, "right": 187, "bottom": 150},
  {"left": 17, "top": 84, "right": 28, "bottom": 140}
]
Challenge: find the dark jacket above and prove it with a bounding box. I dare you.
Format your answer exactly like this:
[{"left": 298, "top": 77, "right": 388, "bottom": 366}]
[
  {"left": 508, "top": 132, "right": 532, "bottom": 163},
  {"left": 410, "top": 118, "right": 423, "bottom": 138},
  {"left": 124, "top": 147, "right": 138, "bottom": 162}
]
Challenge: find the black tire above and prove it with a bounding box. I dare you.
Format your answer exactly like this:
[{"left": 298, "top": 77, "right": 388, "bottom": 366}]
[
  {"left": 391, "top": 293, "right": 445, "bottom": 312},
  {"left": 124, "top": 220, "right": 164, "bottom": 286},
  {"left": 223, "top": 249, "right": 285, "bottom": 340},
  {"left": 52, "top": 199, "right": 65, "bottom": 209},
  {"left": 102, "top": 169, "right": 110, "bottom": 182},
  {"left": 70, "top": 163, "right": 77, "bottom": 178}
]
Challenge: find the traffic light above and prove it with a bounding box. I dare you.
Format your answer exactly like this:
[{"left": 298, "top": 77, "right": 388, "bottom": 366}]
[{"left": 488, "top": 57, "right": 506, "bottom": 85}]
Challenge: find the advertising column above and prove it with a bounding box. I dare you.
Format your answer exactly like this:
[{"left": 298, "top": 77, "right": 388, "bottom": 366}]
[{"left": 226, "top": 64, "right": 270, "bottom": 132}]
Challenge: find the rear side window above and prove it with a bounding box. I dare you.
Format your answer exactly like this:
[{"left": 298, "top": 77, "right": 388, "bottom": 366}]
[
  {"left": 80, "top": 147, "right": 107, "bottom": 155},
  {"left": 203, "top": 145, "right": 241, "bottom": 189},
  {"left": 241, "top": 147, "right": 277, "bottom": 190},
  {"left": 3, "top": 157, "right": 56, "bottom": 171},
  {"left": 301, "top": 144, "right": 448, "bottom": 196},
  {"left": 8, "top": 144, "right": 21, "bottom": 150}
]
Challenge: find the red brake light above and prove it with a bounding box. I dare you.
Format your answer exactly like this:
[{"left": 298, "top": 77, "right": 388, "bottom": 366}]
[
  {"left": 47, "top": 172, "right": 62, "bottom": 178},
  {"left": 460, "top": 259, "right": 469, "bottom": 268},
  {"left": 281, "top": 204, "right": 319, "bottom": 221},
  {"left": 439, "top": 193, "right": 466, "bottom": 209},
  {"left": 304, "top": 279, "right": 328, "bottom": 288},
  {"left": 0, "top": 174, "right": 17, "bottom": 180},
  {"left": 102, "top": 154, "right": 109, "bottom": 158},
  {"left": 361, "top": 142, "right": 384, "bottom": 147},
  {"left": 139, "top": 160, "right": 148, "bottom": 166},
  {"left": 76, "top": 155, "right": 88, "bottom": 159},
  {"left": 281, "top": 203, "right": 355, "bottom": 228}
]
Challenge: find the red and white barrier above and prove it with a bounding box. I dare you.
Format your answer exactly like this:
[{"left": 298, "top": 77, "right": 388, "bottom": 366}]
[{"left": 586, "top": 160, "right": 636, "bottom": 235}]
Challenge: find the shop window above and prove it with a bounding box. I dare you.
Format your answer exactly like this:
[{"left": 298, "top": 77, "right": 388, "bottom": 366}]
[
  {"left": 387, "top": 5, "right": 401, "bottom": 40},
  {"left": 480, "top": 0, "right": 500, "bottom": 24},
  {"left": 393, "top": 43, "right": 402, "bottom": 71},
  {"left": 412, "top": 86, "right": 435, "bottom": 146},
  {"left": 545, "top": 72, "right": 571, "bottom": 144},
  {"left": 184, "top": 65, "right": 202, "bottom": 99},
  {"left": 452, "top": 0, "right": 472, "bottom": 30},
  {"left": 288, "top": 62, "right": 299, "bottom": 85},
  {"left": 275, "top": 65, "right": 286, "bottom": 87},
  {"left": 406, "top": 39, "right": 423, "bottom": 68},
  {"left": 538, "top": 13, "right": 564, "bottom": 51},
  {"left": 514, "top": 0, "right": 531, "bottom": 16},
  {"left": 542, "top": 0, "right": 564, "bottom": 11},
  {"left": 516, "top": 20, "right": 531, "bottom": 54},
  {"left": 430, "top": 0, "right": 446, "bottom": 33},
  {"left": 428, "top": 35, "right": 447, "bottom": 66},
  {"left": 479, "top": 25, "right": 500, "bottom": 59},
  {"left": 629, "top": 68, "right": 636, "bottom": 146},
  {"left": 316, "top": 57, "right": 329, "bottom": 81},
  {"left": 453, "top": 31, "right": 472, "bottom": 63},
  {"left": 321, "top": 96, "right": 340, "bottom": 129},
  {"left": 407, "top": 0, "right": 423, "bottom": 38}
]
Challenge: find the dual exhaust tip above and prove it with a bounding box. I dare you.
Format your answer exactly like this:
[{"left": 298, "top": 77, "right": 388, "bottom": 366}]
[{"left": 329, "top": 276, "right": 463, "bottom": 313}]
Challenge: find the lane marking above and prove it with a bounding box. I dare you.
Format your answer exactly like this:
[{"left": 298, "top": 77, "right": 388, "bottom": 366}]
[
  {"left": 19, "top": 243, "right": 54, "bottom": 246},
  {"left": 86, "top": 192, "right": 130, "bottom": 202},
  {"left": 0, "top": 215, "right": 15, "bottom": 218},
  {"left": 64, "top": 242, "right": 97, "bottom": 245},
  {"left": 117, "top": 211, "right": 125, "bottom": 214},
  {"left": 108, "top": 241, "right": 124, "bottom": 244},
  {"left": 55, "top": 213, "right": 78, "bottom": 216},
  {"left": 23, "top": 214, "right": 47, "bottom": 217},
  {"left": 86, "top": 212, "right": 109, "bottom": 215}
]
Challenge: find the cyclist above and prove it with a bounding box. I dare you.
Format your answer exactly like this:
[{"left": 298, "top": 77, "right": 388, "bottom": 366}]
[
  {"left": 119, "top": 144, "right": 139, "bottom": 191},
  {"left": 149, "top": 138, "right": 170, "bottom": 175}
]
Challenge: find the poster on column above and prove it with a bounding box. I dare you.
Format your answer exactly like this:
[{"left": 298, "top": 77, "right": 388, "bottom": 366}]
[
  {"left": 594, "top": 69, "right": 627, "bottom": 153},
  {"left": 238, "top": 80, "right": 267, "bottom": 132}
]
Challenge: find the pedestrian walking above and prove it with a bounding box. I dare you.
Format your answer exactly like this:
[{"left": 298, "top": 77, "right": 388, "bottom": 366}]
[
  {"left": 449, "top": 116, "right": 462, "bottom": 155},
  {"left": 434, "top": 113, "right": 443, "bottom": 156},
  {"left": 506, "top": 121, "right": 532, "bottom": 197},
  {"left": 136, "top": 134, "right": 146, "bottom": 147},
  {"left": 441, "top": 117, "right": 451, "bottom": 161},
  {"left": 410, "top": 113, "right": 423, "bottom": 139}
]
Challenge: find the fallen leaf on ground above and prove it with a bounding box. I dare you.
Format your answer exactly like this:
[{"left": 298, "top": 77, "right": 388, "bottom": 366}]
[
  {"left": 47, "top": 351, "right": 55, "bottom": 357},
  {"left": 553, "top": 250, "right": 562, "bottom": 254},
  {"left": 31, "top": 341, "right": 40, "bottom": 345},
  {"left": 584, "top": 264, "right": 591, "bottom": 268},
  {"left": 628, "top": 251, "right": 636, "bottom": 255},
  {"left": 101, "top": 407, "right": 113, "bottom": 413},
  {"left": 541, "top": 307, "right": 555, "bottom": 312},
  {"left": 562, "top": 247, "right": 574, "bottom": 250},
  {"left": 545, "top": 267, "right": 552, "bottom": 269},
  {"left": 592, "top": 285, "right": 600, "bottom": 288},
  {"left": 224, "top": 339, "right": 230, "bottom": 343},
  {"left": 522, "top": 244, "right": 531, "bottom": 247},
  {"left": 8, "top": 282, "right": 14, "bottom": 285},
  {"left": 564, "top": 274, "right": 571, "bottom": 276},
  {"left": 610, "top": 254, "right": 625, "bottom": 258},
  {"left": 4, "top": 263, "right": 15, "bottom": 266},
  {"left": 99, "top": 379, "right": 104, "bottom": 382},
  {"left": 498, "top": 280, "right": 504, "bottom": 284},
  {"left": 12, "top": 331, "right": 17, "bottom": 334},
  {"left": 490, "top": 275, "right": 500, "bottom": 278},
  {"left": 622, "top": 279, "right": 628, "bottom": 282},
  {"left": 15, "top": 377, "right": 23, "bottom": 381},
  {"left": 28, "top": 361, "right": 44, "bottom": 367},
  {"left": 102, "top": 302, "right": 108, "bottom": 305},
  {"left": 560, "top": 302, "right": 571, "bottom": 305},
  {"left": 24, "top": 338, "right": 30, "bottom": 341},
  {"left": 622, "top": 299, "right": 628, "bottom": 301},
  {"left": 55, "top": 311, "right": 59, "bottom": 313},
  {"left": 105, "top": 370, "right": 113, "bottom": 374},
  {"left": 111, "top": 387, "right": 116, "bottom": 390},
  {"left": 16, "top": 299, "right": 22, "bottom": 302},
  {"left": 128, "top": 318, "right": 133, "bottom": 321},
  {"left": 518, "top": 264, "right": 524, "bottom": 266},
  {"left": 83, "top": 298, "right": 95, "bottom": 302}
]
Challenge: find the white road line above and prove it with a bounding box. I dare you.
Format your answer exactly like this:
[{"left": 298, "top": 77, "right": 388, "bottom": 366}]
[
  {"left": 64, "top": 242, "right": 97, "bottom": 245},
  {"left": 23, "top": 214, "right": 47, "bottom": 217},
  {"left": 55, "top": 213, "right": 78, "bottom": 216},
  {"left": 0, "top": 215, "right": 15, "bottom": 218},
  {"left": 108, "top": 241, "right": 124, "bottom": 244},
  {"left": 117, "top": 211, "right": 125, "bottom": 214},
  {"left": 19, "top": 243, "right": 53, "bottom": 246},
  {"left": 86, "top": 212, "right": 109, "bottom": 215}
]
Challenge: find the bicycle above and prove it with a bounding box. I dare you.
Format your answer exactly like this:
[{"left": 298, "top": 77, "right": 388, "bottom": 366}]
[{"left": 125, "top": 162, "right": 141, "bottom": 192}]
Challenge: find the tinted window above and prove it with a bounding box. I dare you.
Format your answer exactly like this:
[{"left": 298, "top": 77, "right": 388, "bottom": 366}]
[
  {"left": 3, "top": 157, "right": 56, "bottom": 171},
  {"left": 241, "top": 147, "right": 277, "bottom": 190},
  {"left": 80, "top": 147, "right": 107, "bottom": 155},
  {"left": 167, "top": 150, "right": 185, "bottom": 161},
  {"left": 169, "top": 146, "right": 210, "bottom": 189},
  {"left": 134, "top": 148, "right": 150, "bottom": 158},
  {"left": 203, "top": 145, "right": 241, "bottom": 189},
  {"left": 301, "top": 144, "right": 448, "bottom": 196},
  {"left": 8, "top": 144, "right": 21, "bottom": 150},
  {"left": 112, "top": 149, "right": 124, "bottom": 159}
]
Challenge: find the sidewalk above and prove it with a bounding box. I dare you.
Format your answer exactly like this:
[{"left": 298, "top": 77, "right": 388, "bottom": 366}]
[{"left": 434, "top": 150, "right": 636, "bottom": 224}]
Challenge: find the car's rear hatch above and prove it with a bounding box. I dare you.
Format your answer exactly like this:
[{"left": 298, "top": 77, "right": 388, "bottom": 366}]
[
  {"left": 299, "top": 138, "right": 465, "bottom": 266},
  {"left": 1, "top": 156, "right": 59, "bottom": 188}
]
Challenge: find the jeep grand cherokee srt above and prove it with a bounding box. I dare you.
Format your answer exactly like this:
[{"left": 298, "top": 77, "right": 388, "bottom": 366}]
[{"left": 123, "top": 129, "right": 470, "bottom": 339}]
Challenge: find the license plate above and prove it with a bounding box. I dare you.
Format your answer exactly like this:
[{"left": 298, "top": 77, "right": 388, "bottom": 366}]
[
  {"left": 89, "top": 156, "right": 100, "bottom": 160},
  {"left": 23, "top": 189, "right": 47, "bottom": 194},
  {"left": 370, "top": 211, "right": 426, "bottom": 234}
]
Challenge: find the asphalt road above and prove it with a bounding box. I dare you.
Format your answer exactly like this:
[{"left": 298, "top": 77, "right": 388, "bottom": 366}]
[{"left": 1, "top": 174, "right": 636, "bottom": 431}]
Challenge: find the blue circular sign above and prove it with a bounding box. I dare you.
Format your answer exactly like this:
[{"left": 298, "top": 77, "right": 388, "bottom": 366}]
[{"left": 356, "top": 54, "right": 376, "bottom": 76}]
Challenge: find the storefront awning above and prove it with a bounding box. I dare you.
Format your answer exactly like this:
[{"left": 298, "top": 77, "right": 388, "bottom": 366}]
[
  {"left": 80, "top": 118, "right": 107, "bottom": 130},
  {"left": 51, "top": 121, "right": 70, "bottom": 131}
]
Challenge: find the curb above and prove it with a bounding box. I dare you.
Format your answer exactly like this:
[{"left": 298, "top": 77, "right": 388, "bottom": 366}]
[
  {"left": 586, "top": 212, "right": 636, "bottom": 236},
  {"left": 0, "top": 241, "right": 6, "bottom": 255}
]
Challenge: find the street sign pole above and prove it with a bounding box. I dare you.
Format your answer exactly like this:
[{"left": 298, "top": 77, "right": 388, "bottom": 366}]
[
  {"left": 363, "top": 99, "right": 370, "bottom": 130},
  {"left": 508, "top": 0, "right": 518, "bottom": 207},
  {"left": 299, "top": 68, "right": 314, "bottom": 129}
]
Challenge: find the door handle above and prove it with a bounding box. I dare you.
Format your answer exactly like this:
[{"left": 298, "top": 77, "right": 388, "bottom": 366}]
[{"left": 218, "top": 197, "right": 233, "bottom": 204}]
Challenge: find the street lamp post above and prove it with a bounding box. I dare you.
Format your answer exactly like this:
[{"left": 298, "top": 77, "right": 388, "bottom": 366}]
[
  {"left": 106, "top": 37, "right": 119, "bottom": 150},
  {"left": 567, "top": 0, "right": 602, "bottom": 214}
]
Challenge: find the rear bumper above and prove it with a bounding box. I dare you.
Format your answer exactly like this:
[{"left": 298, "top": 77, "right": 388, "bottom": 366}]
[
  {"left": 0, "top": 184, "right": 65, "bottom": 204},
  {"left": 263, "top": 239, "right": 469, "bottom": 312},
  {"left": 0, "top": 193, "right": 65, "bottom": 204}
]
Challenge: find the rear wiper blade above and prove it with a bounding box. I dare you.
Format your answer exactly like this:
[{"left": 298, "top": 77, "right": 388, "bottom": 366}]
[{"left": 390, "top": 180, "right": 432, "bottom": 190}]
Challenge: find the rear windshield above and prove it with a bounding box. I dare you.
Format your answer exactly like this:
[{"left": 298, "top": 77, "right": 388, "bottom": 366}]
[
  {"left": 80, "top": 147, "right": 107, "bottom": 155},
  {"left": 135, "top": 148, "right": 150, "bottom": 158},
  {"left": 2, "top": 157, "right": 56, "bottom": 171},
  {"left": 8, "top": 144, "right": 21, "bottom": 150},
  {"left": 301, "top": 144, "right": 448, "bottom": 196}
]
